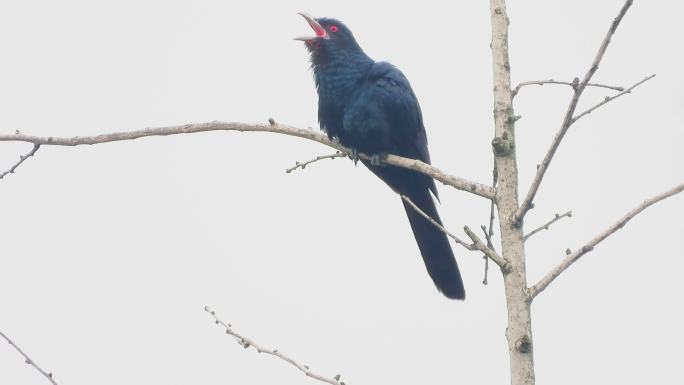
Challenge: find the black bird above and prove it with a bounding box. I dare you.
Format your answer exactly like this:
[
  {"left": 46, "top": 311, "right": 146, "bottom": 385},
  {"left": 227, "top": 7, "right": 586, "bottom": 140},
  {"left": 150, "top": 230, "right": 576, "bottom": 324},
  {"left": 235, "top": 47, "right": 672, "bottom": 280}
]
[{"left": 296, "top": 13, "right": 465, "bottom": 300}]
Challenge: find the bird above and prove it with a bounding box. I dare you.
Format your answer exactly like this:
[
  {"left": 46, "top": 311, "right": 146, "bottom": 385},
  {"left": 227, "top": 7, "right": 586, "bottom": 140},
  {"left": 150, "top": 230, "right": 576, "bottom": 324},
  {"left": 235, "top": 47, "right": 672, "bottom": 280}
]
[{"left": 296, "top": 13, "right": 465, "bottom": 300}]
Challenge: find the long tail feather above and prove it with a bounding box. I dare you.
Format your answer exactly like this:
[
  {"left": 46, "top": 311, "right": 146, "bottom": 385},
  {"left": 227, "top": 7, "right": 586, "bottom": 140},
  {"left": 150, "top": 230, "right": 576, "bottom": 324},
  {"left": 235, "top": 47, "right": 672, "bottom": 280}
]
[{"left": 401, "top": 187, "right": 465, "bottom": 300}]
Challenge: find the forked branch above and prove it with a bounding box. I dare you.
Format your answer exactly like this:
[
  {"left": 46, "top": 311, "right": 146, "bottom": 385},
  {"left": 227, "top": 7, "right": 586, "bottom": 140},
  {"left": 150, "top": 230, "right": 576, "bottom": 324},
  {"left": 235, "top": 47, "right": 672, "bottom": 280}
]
[
  {"left": 572, "top": 74, "right": 656, "bottom": 123},
  {"left": 514, "top": 0, "right": 636, "bottom": 224},
  {"left": 0, "top": 121, "right": 495, "bottom": 200},
  {"left": 530, "top": 182, "right": 684, "bottom": 298},
  {"left": 464, "top": 226, "right": 509, "bottom": 270},
  {"left": 400, "top": 194, "right": 508, "bottom": 268}
]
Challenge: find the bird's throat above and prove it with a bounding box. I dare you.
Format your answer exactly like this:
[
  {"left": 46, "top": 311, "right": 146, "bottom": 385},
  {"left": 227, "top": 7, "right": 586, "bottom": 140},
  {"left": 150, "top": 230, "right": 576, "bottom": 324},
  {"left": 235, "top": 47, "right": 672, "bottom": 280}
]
[{"left": 313, "top": 55, "right": 373, "bottom": 101}]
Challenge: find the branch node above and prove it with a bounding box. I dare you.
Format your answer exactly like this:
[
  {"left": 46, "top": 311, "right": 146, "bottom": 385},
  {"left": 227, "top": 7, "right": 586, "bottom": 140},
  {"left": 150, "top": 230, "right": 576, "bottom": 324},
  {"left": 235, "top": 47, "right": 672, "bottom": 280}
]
[
  {"left": 463, "top": 225, "right": 508, "bottom": 269},
  {"left": 515, "top": 335, "right": 533, "bottom": 354},
  {"left": 571, "top": 77, "right": 580, "bottom": 90},
  {"left": 492, "top": 136, "right": 513, "bottom": 157}
]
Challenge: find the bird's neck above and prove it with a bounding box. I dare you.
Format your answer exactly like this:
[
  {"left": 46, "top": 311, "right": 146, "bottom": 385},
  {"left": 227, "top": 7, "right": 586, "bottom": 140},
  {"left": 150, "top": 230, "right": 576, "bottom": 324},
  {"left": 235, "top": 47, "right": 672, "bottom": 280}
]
[{"left": 313, "top": 52, "right": 374, "bottom": 101}]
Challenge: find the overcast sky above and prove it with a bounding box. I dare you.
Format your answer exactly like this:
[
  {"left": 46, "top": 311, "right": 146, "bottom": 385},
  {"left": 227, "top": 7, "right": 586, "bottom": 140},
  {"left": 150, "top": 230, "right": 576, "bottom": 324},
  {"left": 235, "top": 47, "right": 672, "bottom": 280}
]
[{"left": 1, "top": 1, "right": 682, "bottom": 384}]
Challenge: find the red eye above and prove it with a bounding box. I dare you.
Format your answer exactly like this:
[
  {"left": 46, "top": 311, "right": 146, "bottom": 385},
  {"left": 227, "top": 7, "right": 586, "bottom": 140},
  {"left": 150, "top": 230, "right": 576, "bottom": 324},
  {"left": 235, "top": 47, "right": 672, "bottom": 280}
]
[{"left": 330, "top": 25, "right": 338, "bottom": 32}]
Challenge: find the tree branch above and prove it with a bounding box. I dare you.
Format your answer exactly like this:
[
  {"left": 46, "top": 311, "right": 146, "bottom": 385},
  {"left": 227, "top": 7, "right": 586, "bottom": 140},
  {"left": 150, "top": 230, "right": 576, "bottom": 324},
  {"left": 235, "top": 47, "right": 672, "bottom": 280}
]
[
  {"left": 0, "top": 331, "right": 58, "bottom": 385},
  {"left": 399, "top": 193, "right": 508, "bottom": 268},
  {"left": 523, "top": 211, "right": 572, "bottom": 242},
  {"left": 286, "top": 151, "right": 347, "bottom": 173},
  {"left": 571, "top": 74, "right": 656, "bottom": 123},
  {"left": 529, "top": 182, "right": 684, "bottom": 298},
  {"left": 0, "top": 121, "right": 495, "bottom": 200},
  {"left": 463, "top": 225, "right": 509, "bottom": 270},
  {"left": 204, "top": 306, "right": 343, "bottom": 385},
  {"left": 400, "top": 194, "right": 475, "bottom": 252},
  {"left": 514, "top": 0, "right": 635, "bottom": 224},
  {"left": 511, "top": 79, "right": 624, "bottom": 98},
  {"left": 0, "top": 144, "right": 41, "bottom": 180}
]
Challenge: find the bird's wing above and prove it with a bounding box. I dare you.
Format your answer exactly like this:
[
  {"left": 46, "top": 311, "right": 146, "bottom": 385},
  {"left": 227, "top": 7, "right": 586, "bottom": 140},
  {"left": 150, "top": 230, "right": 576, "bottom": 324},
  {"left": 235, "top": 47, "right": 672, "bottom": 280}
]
[
  {"left": 363, "top": 62, "right": 431, "bottom": 165},
  {"left": 344, "top": 61, "right": 438, "bottom": 199}
]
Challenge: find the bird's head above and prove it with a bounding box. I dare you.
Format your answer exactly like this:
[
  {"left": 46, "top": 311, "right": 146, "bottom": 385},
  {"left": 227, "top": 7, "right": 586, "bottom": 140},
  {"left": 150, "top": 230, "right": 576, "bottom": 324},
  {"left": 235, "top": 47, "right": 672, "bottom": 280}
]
[{"left": 295, "top": 12, "right": 367, "bottom": 67}]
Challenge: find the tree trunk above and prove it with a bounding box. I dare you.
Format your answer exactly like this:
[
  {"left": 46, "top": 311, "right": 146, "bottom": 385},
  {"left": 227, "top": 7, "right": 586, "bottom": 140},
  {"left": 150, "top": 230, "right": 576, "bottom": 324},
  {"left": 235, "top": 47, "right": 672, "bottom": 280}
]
[{"left": 489, "top": 1, "right": 535, "bottom": 384}]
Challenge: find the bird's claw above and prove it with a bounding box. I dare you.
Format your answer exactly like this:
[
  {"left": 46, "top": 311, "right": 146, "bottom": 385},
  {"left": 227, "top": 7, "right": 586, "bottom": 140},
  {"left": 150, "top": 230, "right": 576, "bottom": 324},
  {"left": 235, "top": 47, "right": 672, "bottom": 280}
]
[
  {"left": 370, "top": 153, "right": 385, "bottom": 166},
  {"left": 348, "top": 148, "right": 360, "bottom": 165}
]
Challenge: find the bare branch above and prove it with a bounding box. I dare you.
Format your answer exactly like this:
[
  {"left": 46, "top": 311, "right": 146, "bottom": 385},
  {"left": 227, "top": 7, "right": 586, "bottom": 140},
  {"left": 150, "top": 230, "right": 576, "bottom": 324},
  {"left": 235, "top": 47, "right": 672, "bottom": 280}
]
[
  {"left": 400, "top": 194, "right": 509, "bottom": 270},
  {"left": 0, "top": 121, "right": 495, "bottom": 200},
  {"left": 400, "top": 194, "right": 475, "bottom": 251},
  {"left": 512, "top": 79, "right": 624, "bottom": 98},
  {"left": 286, "top": 151, "right": 347, "bottom": 173},
  {"left": 523, "top": 211, "right": 572, "bottom": 242},
  {"left": 204, "top": 306, "right": 343, "bottom": 385},
  {"left": 0, "top": 331, "right": 58, "bottom": 385},
  {"left": 514, "top": 0, "right": 635, "bottom": 224},
  {"left": 572, "top": 74, "right": 656, "bottom": 123},
  {"left": 530, "top": 182, "right": 684, "bottom": 298},
  {"left": 0, "top": 144, "right": 41, "bottom": 180},
  {"left": 463, "top": 225, "right": 509, "bottom": 270}
]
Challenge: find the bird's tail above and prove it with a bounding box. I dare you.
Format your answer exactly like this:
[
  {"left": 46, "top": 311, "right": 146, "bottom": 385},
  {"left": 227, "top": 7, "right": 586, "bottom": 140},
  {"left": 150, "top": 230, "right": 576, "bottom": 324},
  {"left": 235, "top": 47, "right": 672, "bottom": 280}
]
[{"left": 401, "top": 188, "right": 465, "bottom": 300}]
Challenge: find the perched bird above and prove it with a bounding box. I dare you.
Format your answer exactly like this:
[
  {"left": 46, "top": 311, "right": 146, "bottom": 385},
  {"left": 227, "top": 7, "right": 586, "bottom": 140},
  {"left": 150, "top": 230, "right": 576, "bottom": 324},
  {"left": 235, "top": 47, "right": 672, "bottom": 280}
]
[{"left": 296, "top": 13, "right": 465, "bottom": 300}]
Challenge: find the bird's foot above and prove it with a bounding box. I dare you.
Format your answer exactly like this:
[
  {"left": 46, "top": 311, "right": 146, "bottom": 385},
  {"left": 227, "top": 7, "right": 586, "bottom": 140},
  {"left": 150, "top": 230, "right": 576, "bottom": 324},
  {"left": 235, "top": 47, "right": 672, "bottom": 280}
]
[
  {"left": 348, "top": 148, "right": 360, "bottom": 165},
  {"left": 370, "top": 153, "right": 387, "bottom": 166}
]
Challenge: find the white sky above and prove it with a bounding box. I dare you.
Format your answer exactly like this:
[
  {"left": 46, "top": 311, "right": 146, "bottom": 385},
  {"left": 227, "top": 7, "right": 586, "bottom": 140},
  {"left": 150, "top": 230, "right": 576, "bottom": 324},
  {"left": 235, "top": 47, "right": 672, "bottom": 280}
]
[{"left": 1, "top": 1, "right": 682, "bottom": 384}]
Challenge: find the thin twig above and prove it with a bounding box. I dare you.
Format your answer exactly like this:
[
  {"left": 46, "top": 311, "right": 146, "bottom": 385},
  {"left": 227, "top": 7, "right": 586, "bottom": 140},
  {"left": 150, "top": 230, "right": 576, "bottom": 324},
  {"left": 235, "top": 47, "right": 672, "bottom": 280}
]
[
  {"left": 480, "top": 226, "right": 491, "bottom": 284},
  {"left": 512, "top": 79, "right": 624, "bottom": 97},
  {"left": 481, "top": 164, "right": 499, "bottom": 284},
  {"left": 572, "top": 74, "right": 656, "bottom": 123},
  {"left": 529, "top": 182, "right": 684, "bottom": 298},
  {"left": 0, "top": 121, "right": 495, "bottom": 200},
  {"left": 400, "top": 195, "right": 474, "bottom": 251},
  {"left": 523, "top": 211, "right": 572, "bottom": 242},
  {"left": 0, "top": 331, "right": 58, "bottom": 385},
  {"left": 0, "top": 143, "right": 41, "bottom": 180},
  {"left": 204, "top": 306, "right": 343, "bottom": 385},
  {"left": 463, "top": 226, "right": 508, "bottom": 270},
  {"left": 286, "top": 151, "right": 347, "bottom": 173},
  {"left": 487, "top": 165, "right": 497, "bottom": 247},
  {"left": 514, "top": 0, "right": 636, "bottom": 225}
]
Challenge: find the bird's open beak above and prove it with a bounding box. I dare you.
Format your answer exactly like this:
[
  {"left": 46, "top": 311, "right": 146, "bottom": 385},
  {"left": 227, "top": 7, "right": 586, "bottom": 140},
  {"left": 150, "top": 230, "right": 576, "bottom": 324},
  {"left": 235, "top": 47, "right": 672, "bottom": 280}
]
[{"left": 294, "top": 12, "right": 329, "bottom": 41}]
